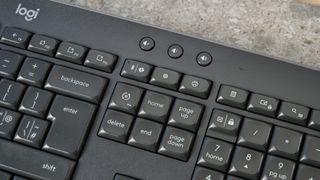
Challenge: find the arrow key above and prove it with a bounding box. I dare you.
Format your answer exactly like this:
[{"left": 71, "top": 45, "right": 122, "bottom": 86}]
[{"left": 229, "top": 146, "right": 264, "bottom": 180}]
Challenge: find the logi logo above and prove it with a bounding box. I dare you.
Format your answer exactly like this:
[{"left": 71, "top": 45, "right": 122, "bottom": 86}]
[{"left": 15, "top": 3, "right": 40, "bottom": 21}]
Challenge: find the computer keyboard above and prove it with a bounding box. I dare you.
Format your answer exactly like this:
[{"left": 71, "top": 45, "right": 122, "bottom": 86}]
[{"left": 0, "top": 0, "right": 320, "bottom": 180}]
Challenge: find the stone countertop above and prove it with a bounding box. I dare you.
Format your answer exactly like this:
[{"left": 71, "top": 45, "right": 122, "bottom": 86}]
[{"left": 57, "top": 0, "right": 320, "bottom": 69}]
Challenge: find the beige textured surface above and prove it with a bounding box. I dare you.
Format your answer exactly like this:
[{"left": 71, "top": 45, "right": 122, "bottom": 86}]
[{"left": 56, "top": 0, "right": 320, "bottom": 69}]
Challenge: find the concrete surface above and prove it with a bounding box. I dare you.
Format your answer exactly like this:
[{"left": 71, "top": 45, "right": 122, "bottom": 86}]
[{"left": 56, "top": 0, "right": 320, "bottom": 69}]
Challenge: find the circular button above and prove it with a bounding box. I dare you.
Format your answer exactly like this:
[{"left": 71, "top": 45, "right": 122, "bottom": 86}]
[
  {"left": 139, "top": 37, "right": 155, "bottom": 51},
  {"left": 168, "top": 44, "right": 183, "bottom": 59},
  {"left": 196, "top": 52, "right": 212, "bottom": 66}
]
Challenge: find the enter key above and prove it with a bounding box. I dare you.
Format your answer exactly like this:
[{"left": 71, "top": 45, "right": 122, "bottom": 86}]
[{"left": 43, "top": 95, "right": 96, "bottom": 159}]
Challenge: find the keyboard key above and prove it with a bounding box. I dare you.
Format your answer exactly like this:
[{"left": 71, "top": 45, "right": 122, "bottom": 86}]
[
  {"left": 308, "top": 110, "right": 320, "bottom": 130},
  {"left": 45, "top": 65, "right": 107, "bottom": 103},
  {"left": 207, "top": 110, "right": 242, "bottom": 143},
  {"left": 17, "top": 57, "right": 52, "bottom": 87},
  {"left": 229, "top": 146, "right": 264, "bottom": 180},
  {"left": 114, "top": 174, "right": 138, "bottom": 180},
  {"left": 0, "top": 50, "right": 24, "bottom": 79},
  {"left": 296, "top": 164, "right": 320, "bottom": 180},
  {"left": 14, "top": 116, "right": 49, "bottom": 148},
  {"left": 217, "top": 85, "right": 249, "bottom": 109},
  {"left": 0, "top": 107, "right": 21, "bottom": 139},
  {"left": 196, "top": 52, "right": 212, "bottom": 67},
  {"left": 300, "top": 135, "right": 320, "bottom": 167},
  {"left": 55, "top": 42, "right": 87, "bottom": 64},
  {"left": 261, "top": 155, "right": 295, "bottom": 180},
  {"left": 277, "top": 102, "right": 309, "bottom": 126},
  {"left": 0, "top": 27, "right": 32, "bottom": 48},
  {"left": 27, "top": 34, "right": 59, "bottom": 56},
  {"left": 98, "top": 110, "right": 134, "bottom": 143},
  {"left": 168, "top": 44, "right": 183, "bottom": 59},
  {"left": 84, "top": 49, "right": 118, "bottom": 72},
  {"left": 179, "top": 75, "right": 212, "bottom": 99},
  {"left": 19, "top": 87, "right": 54, "bottom": 118},
  {"left": 128, "top": 118, "right": 164, "bottom": 152},
  {"left": 247, "top": 93, "right": 279, "bottom": 117},
  {"left": 237, "top": 118, "right": 272, "bottom": 151},
  {"left": 121, "top": 59, "right": 153, "bottom": 82},
  {"left": 268, "top": 127, "right": 303, "bottom": 160},
  {"left": 139, "top": 37, "right": 155, "bottom": 51},
  {"left": 158, "top": 126, "right": 194, "bottom": 161},
  {"left": 0, "top": 79, "right": 26, "bottom": 110},
  {"left": 168, "top": 99, "right": 203, "bottom": 132},
  {"left": 138, "top": 91, "right": 173, "bottom": 123},
  {"left": 149, "top": 67, "right": 182, "bottom": 90},
  {"left": 192, "top": 167, "right": 224, "bottom": 180},
  {"left": 44, "top": 95, "right": 96, "bottom": 159},
  {"left": 0, "top": 170, "right": 11, "bottom": 180},
  {"left": 197, "top": 138, "right": 233, "bottom": 172},
  {"left": 109, "top": 83, "right": 144, "bottom": 114},
  {"left": 0, "top": 139, "right": 75, "bottom": 180}
]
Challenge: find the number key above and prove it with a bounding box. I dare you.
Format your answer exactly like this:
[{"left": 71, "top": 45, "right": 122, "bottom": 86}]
[
  {"left": 261, "top": 155, "right": 295, "bottom": 180},
  {"left": 197, "top": 138, "right": 233, "bottom": 172},
  {"left": 229, "top": 146, "right": 264, "bottom": 180}
]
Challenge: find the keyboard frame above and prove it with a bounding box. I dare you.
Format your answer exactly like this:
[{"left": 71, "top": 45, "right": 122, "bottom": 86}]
[{"left": 0, "top": 0, "right": 320, "bottom": 179}]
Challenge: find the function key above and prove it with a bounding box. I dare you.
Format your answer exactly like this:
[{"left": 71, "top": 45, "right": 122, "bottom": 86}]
[
  {"left": 14, "top": 116, "right": 49, "bottom": 148},
  {"left": 17, "top": 57, "right": 52, "bottom": 87},
  {"left": 0, "top": 107, "right": 21, "bottom": 140},
  {"left": 247, "top": 93, "right": 279, "bottom": 117},
  {"left": 55, "top": 42, "right": 87, "bottom": 64},
  {"left": 168, "top": 44, "right": 183, "bottom": 59},
  {"left": 300, "top": 135, "right": 320, "bottom": 167},
  {"left": 296, "top": 164, "right": 320, "bottom": 180},
  {"left": 121, "top": 59, "right": 153, "bottom": 82},
  {"left": 197, "top": 138, "right": 233, "bottom": 172},
  {"left": 308, "top": 110, "right": 320, "bottom": 130},
  {"left": 84, "top": 49, "right": 118, "bottom": 73},
  {"left": 0, "top": 27, "right": 32, "bottom": 48},
  {"left": 168, "top": 99, "right": 203, "bottom": 132},
  {"left": 228, "top": 146, "right": 264, "bottom": 180},
  {"left": 196, "top": 52, "right": 212, "bottom": 67},
  {"left": 138, "top": 91, "right": 173, "bottom": 123},
  {"left": 0, "top": 50, "right": 24, "bottom": 79},
  {"left": 237, "top": 118, "right": 272, "bottom": 151},
  {"left": 98, "top": 110, "right": 134, "bottom": 143},
  {"left": 268, "top": 127, "right": 303, "bottom": 160},
  {"left": 108, "top": 83, "right": 144, "bottom": 114},
  {"left": 128, "top": 118, "right": 164, "bottom": 152},
  {"left": 27, "top": 34, "right": 59, "bottom": 56},
  {"left": 207, "top": 110, "right": 242, "bottom": 143},
  {"left": 277, "top": 101, "right": 309, "bottom": 126},
  {"left": 149, "top": 67, "right": 182, "bottom": 90},
  {"left": 139, "top": 37, "right": 155, "bottom": 51},
  {"left": 217, "top": 85, "right": 249, "bottom": 109},
  {"left": 261, "top": 155, "right": 296, "bottom": 180},
  {"left": 179, "top": 75, "right": 212, "bottom": 99},
  {"left": 158, "top": 126, "right": 194, "bottom": 161},
  {"left": 192, "top": 167, "right": 224, "bottom": 180}
]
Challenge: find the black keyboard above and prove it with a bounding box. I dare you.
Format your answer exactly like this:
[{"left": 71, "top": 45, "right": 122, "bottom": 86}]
[{"left": 0, "top": 1, "right": 320, "bottom": 180}]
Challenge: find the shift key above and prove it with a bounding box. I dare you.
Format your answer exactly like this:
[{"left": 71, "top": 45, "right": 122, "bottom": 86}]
[
  {"left": 43, "top": 95, "right": 96, "bottom": 159},
  {"left": 45, "top": 65, "right": 108, "bottom": 103}
]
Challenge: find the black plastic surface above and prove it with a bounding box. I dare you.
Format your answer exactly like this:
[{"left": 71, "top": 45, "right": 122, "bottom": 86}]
[{"left": 0, "top": 0, "right": 320, "bottom": 179}]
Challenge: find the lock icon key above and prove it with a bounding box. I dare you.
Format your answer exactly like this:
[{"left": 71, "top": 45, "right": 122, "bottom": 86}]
[{"left": 227, "top": 118, "right": 234, "bottom": 126}]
